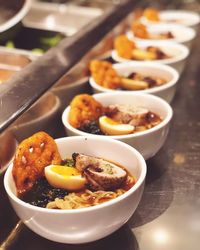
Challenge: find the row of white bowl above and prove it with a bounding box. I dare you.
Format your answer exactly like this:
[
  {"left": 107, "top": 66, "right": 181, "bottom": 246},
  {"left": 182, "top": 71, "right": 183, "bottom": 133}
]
[
  {"left": 3, "top": 9, "right": 199, "bottom": 245},
  {"left": 60, "top": 14, "right": 199, "bottom": 161}
]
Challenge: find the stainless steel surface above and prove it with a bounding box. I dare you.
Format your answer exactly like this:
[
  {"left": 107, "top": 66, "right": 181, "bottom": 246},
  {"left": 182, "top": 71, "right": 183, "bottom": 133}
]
[
  {"left": 11, "top": 92, "right": 61, "bottom": 142},
  {"left": 0, "top": 0, "right": 138, "bottom": 133},
  {"left": 0, "top": 48, "right": 37, "bottom": 81},
  {"left": 0, "top": 46, "right": 39, "bottom": 63},
  {"left": 0, "top": 68, "right": 18, "bottom": 84},
  {"left": 23, "top": 2, "right": 103, "bottom": 36},
  {"left": 0, "top": 48, "right": 32, "bottom": 70},
  {"left": 0, "top": 130, "right": 17, "bottom": 174}
]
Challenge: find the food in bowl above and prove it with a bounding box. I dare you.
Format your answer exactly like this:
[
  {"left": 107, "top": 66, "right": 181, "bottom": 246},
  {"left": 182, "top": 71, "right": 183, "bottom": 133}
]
[
  {"left": 112, "top": 37, "right": 189, "bottom": 74},
  {"left": 127, "top": 21, "right": 196, "bottom": 49},
  {"left": 131, "top": 21, "right": 174, "bottom": 40},
  {"left": 11, "top": 131, "right": 136, "bottom": 210},
  {"left": 4, "top": 134, "right": 146, "bottom": 243},
  {"left": 114, "top": 35, "right": 170, "bottom": 61},
  {"left": 68, "top": 94, "right": 162, "bottom": 136},
  {"left": 136, "top": 7, "right": 200, "bottom": 29},
  {"left": 63, "top": 92, "right": 173, "bottom": 160},
  {"left": 90, "top": 60, "right": 166, "bottom": 90}
]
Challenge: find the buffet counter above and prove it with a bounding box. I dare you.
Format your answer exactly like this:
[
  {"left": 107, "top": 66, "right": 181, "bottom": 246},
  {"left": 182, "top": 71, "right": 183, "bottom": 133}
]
[{"left": 0, "top": 0, "right": 200, "bottom": 249}]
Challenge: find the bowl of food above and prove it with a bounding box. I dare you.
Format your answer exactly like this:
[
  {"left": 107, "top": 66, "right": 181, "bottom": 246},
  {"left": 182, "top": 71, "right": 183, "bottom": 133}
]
[
  {"left": 127, "top": 21, "right": 196, "bottom": 49},
  {"left": 4, "top": 131, "right": 146, "bottom": 243},
  {"left": 112, "top": 35, "right": 189, "bottom": 74},
  {"left": 89, "top": 60, "right": 179, "bottom": 103},
  {"left": 139, "top": 7, "right": 200, "bottom": 31},
  {"left": 62, "top": 93, "right": 173, "bottom": 159}
]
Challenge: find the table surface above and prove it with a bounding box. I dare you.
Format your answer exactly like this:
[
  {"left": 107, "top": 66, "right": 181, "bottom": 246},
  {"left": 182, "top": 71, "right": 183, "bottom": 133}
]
[{"left": 1, "top": 4, "right": 200, "bottom": 250}]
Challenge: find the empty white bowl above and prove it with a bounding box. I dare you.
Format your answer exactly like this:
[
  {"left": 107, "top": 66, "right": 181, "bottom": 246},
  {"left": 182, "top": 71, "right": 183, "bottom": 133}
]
[
  {"left": 127, "top": 23, "right": 196, "bottom": 49},
  {"left": 4, "top": 136, "right": 146, "bottom": 244},
  {"left": 141, "top": 10, "right": 200, "bottom": 31},
  {"left": 111, "top": 41, "right": 189, "bottom": 74},
  {"left": 89, "top": 61, "right": 179, "bottom": 103},
  {"left": 62, "top": 92, "right": 173, "bottom": 159}
]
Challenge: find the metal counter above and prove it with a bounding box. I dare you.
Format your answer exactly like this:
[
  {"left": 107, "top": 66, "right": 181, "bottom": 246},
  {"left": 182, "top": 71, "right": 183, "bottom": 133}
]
[{"left": 0, "top": 0, "right": 200, "bottom": 249}]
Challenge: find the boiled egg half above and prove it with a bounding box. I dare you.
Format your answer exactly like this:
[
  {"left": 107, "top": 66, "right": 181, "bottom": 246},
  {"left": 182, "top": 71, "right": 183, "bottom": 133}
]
[
  {"left": 45, "top": 165, "right": 86, "bottom": 191},
  {"left": 99, "top": 116, "right": 135, "bottom": 135}
]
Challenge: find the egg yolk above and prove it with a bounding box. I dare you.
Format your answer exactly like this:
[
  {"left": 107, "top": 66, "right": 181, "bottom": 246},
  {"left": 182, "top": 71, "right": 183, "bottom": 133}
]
[
  {"left": 51, "top": 165, "right": 80, "bottom": 177},
  {"left": 103, "top": 116, "right": 120, "bottom": 125}
]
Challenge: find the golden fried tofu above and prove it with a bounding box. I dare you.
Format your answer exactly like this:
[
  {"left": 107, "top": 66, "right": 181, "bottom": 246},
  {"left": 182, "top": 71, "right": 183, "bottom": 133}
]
[
  {"left": 69, "top": 94, "right": 104, "bottom": 128},
  {"left": 143, "top": 8, "right": 160, "bottom": 22},
  {"left": 114, "top": 35, "right": 136, "bottom": 59},
  {"left": 90, "top": 60, "right": 121, "bottom": 89},
  {"left": 12, "top": 131, "right": 61, "bottom": 196}
]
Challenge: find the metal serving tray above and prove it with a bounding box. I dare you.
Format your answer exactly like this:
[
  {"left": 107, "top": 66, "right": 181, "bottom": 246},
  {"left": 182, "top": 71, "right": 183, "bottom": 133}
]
[
  {"left": 0, "top": 46, "right": 37, "bottom": 71},
  {"left": 22, "top": 1, "right": 103, "bottom": 36}
]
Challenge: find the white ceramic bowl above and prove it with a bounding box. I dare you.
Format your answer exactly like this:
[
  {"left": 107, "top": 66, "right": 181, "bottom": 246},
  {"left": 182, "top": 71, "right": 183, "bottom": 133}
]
[
  {"left": 111, "top": 41, "right": 189, "bottom": 74},
  {"left": 89, "top": 62, "right": 179, "bottom": 103},
  {"left": 62, "top": 92, "right": 173, "bottom": 159},
  {"left": 127, "top": 23, "right": 196, "bottom": 49},
  {"left": 4, "top": 136, "right": 146, "bottom": 244},
  {"left": 141, "top": 10, "right": 200, "bottom": 31}
]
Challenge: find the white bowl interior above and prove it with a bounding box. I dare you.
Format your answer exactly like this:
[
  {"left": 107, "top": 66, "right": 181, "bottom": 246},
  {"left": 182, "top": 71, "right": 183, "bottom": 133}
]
[
  {"left": 112, "top": 41, "right": 189, "bottom": 65},
  {"left": 94, "top": 93, "right": 170, "bottom": 120},
  {"left": 89, "top": 62, "right": 179, "bottom": 102},
  {"left": 114, "top": 62, "right": 177, "bottom": 83},
  {"left": 160, "top": 10, "right": 200, "bottom": 27},
  {"left": 128, "top": 23, "right": 195, "bottom": 44}
]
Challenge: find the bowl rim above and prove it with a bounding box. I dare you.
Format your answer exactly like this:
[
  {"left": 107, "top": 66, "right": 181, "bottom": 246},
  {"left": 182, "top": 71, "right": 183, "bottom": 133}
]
[
  {"left": 140, "top": 10, "right": 200, "bottom": 27},
  {"left": 62, "top": 92, "right": 173, "bottom": 139},
  {"left": 4, "top": 135, "right": 147, "bottom": 214},
  {"left": 89, "top": 61, "right": 179, "bottom": 94},
  {"left": 0, "top": 0, "right": 31, "bottom": 33},
  {"left": 126, "top": 23, "right": 196, "bottom": 44},
  {"left": 111, "top": 42, "right": 189, "bottom": 65}
]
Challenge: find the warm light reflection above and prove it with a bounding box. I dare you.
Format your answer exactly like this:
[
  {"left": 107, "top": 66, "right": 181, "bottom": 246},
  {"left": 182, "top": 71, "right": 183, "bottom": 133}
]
[
  {"left": 153, "top": 229, "right": 169, "bottom": 244},
  {"left": 46, "top": 15, "right": 56, "bottom": 29}
]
